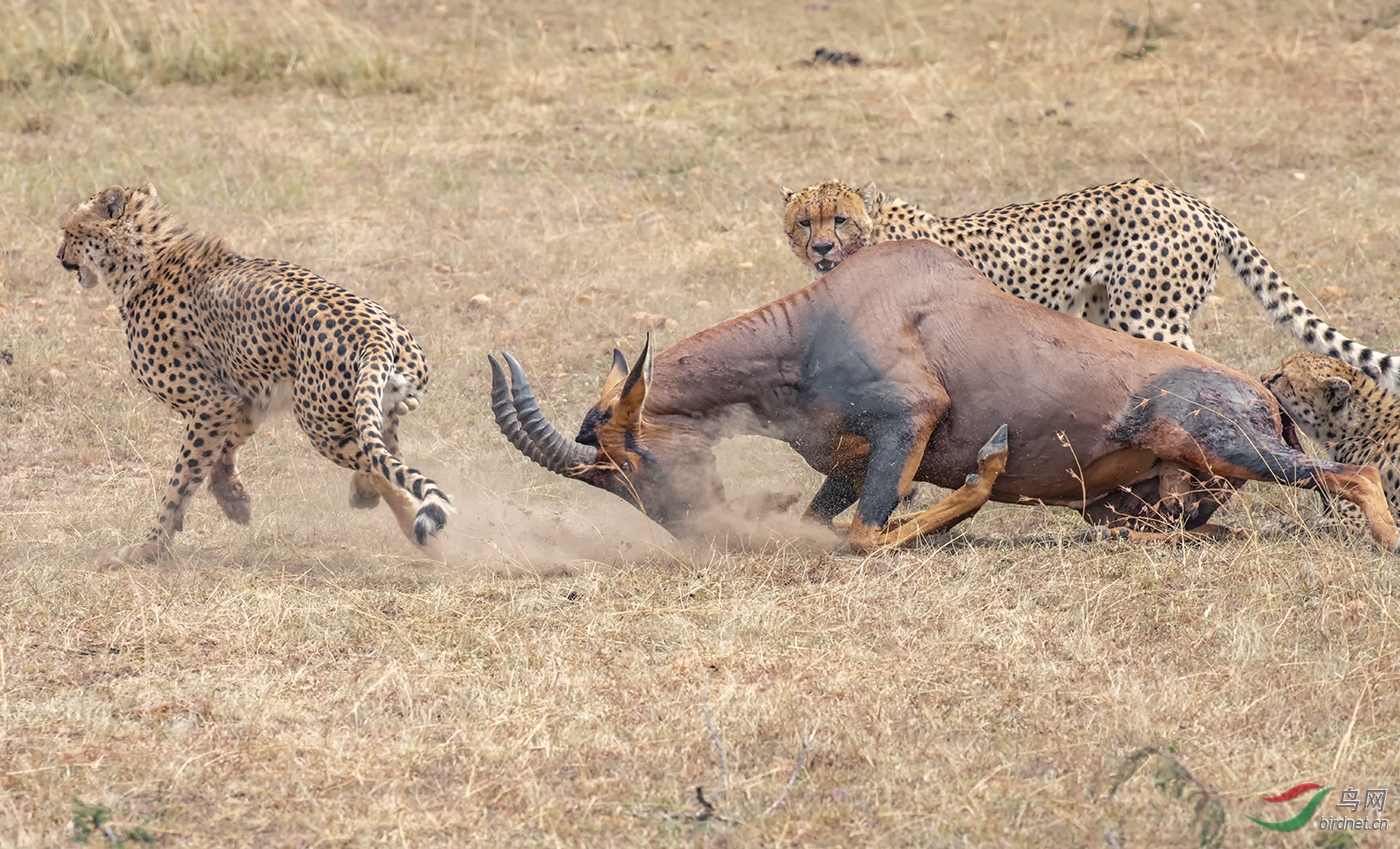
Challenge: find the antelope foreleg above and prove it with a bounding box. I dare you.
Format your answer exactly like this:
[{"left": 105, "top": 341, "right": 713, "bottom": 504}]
[
  {"left": 805, "top": 476, "right": 860, "bottom": 525},
  {"left": 849, "top": 424, "right": 1009, "bottom": 553}
]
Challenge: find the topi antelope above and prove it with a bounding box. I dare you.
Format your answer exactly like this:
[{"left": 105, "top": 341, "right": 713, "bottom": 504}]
[{"left": 491, "top": 240, "right": 1398, "bottom": 553}]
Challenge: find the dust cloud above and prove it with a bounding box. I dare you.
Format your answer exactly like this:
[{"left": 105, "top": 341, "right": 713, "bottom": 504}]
[{"left": 422, "top": 455, "right": 841, "bottom": 572}]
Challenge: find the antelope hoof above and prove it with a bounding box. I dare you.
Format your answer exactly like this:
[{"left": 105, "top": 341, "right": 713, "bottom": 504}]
[{"left": 978, "top": 423, "right": 1010, "bottom": 461}]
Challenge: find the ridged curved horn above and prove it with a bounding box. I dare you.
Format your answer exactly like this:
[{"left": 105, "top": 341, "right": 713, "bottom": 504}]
[
  {"left": 488, "top": 353, "right": 598, "bottom": 477},
  {"left": 502, "top": 352, "right": 599, "bottom": 475},
  {"left": 489, "top": 354, "right": 560, "bottom": 471}
]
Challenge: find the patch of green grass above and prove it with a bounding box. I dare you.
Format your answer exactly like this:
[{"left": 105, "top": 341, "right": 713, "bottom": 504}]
[{"left": 71, "top": 798, "right": 155, "bottom": 845}]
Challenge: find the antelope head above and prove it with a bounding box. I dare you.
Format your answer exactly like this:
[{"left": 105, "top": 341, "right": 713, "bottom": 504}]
[{"left": 489, "top": 339, "right": 727, "bottom": 535}]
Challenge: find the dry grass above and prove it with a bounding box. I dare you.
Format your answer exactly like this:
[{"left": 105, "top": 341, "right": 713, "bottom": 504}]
[
  {"left": 2, "top": 0, "right": 1400, "bottom": 846},
  {"left": 0, "top": 0, "right": 415, "bottom": 95}
]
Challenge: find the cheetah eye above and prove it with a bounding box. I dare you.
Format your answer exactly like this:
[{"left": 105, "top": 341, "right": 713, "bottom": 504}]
[
  {"left": 834, "top": 216, "right": 848, "bottom": 226},
  {"left": 799, "top": 219, "right": 812, "bottom": 229}
]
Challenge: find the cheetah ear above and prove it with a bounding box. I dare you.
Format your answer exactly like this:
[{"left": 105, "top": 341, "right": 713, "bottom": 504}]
[
  {"left": 138, "top": 183, "right": 158, "bottom": 200},
  {"left": 98, "top": 186, "right": 126, "bottom": 220},
  {"left": 857, "top": 181, "right": 880, "bottom": 212},
  {"left": 1324, "top": 376, "right": 1351, "bottom": 411},
  {"left": 780, "top": 186, "right": 796, "bottom": 203}
]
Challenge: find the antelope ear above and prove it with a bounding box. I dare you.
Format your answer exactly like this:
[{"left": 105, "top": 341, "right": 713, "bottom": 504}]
[
  {"left": 1324, "top": 375, "right": 1351, "bottom": 411},
  {"left": 780, "top": 186, "right": 796, "bottom": 203},
  {"left": 601, "top": 347, "right": 630, "bottom": 397},
  {"left": 857, "top": 181, "right": 879, "bottom": 212},
  {"left": 98, "top": 186, "right": 126, "bottom": 220},
  {"left": 615, "top": 334, "right": 653, "bottom": 425}
]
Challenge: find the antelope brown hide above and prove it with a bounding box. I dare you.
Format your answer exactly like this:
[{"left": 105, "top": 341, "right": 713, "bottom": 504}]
[{"left": 491, "top": 240, "right": 1398, "bottom": 553}]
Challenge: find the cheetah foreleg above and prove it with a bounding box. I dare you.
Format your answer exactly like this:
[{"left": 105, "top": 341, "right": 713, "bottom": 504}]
[{"left": 109, "top": 410, "right": 231, "bottom": 563}]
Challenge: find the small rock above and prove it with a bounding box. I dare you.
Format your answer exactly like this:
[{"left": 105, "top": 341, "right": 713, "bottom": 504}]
[
  {"left": 804, "top": 47, "right": 861, "bottom": 67},
  {"left": 468, "top": 294, "right": 491, "bottom": 311},
  {"left": 631, "top": 311, "right": 676, "bottom": 330},
  {"left": 433, "top": 263, "right": 453, "bottom": 274}
]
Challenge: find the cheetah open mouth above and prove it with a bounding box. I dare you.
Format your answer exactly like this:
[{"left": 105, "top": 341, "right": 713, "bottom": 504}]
[
  {"left": 814, "top": 258, "right": 839, "bottom": 274},
  {"left": 66, "top": 262, "right": 97, "bottom": 289}
]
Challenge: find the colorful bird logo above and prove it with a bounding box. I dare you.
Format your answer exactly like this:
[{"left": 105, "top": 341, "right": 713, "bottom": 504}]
[{"left": 1248, "top": 783, "right": 1333, "bottom": 832}]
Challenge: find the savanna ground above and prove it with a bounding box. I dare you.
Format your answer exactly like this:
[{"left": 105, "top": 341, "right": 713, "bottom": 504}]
[{"left": 2, "top": 1, "right": 1399, "bottom": 845}]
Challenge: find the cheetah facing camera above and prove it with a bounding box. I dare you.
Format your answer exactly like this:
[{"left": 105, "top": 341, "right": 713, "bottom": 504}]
[
  {"left": 780, "top": 179, "right": 1400, "bottom": 391},
  {"left": 57, "top": 184, "right": 451, "bottom": 563},
  {"left": 1265, "top": 351, "right": 1400, "bottom": 527}
]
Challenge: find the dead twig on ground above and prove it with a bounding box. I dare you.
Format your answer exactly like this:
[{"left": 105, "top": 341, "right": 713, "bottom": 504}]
[
  {"left": 701, "top": 666, "right": 728, "bottom": 801},
  {"left": 763, "top": 727, "right": 811, "bottom": 815}
]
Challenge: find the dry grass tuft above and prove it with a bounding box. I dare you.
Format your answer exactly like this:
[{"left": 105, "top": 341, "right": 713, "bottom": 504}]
[
  {"left": 0, "top": 0, "right": 416, "bottom": 95},
  {"left": 2, "top": 0, "right": 1400, "bottom": 845}
]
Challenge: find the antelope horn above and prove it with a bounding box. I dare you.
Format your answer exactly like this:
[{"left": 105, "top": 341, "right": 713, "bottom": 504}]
[
  {"left": 488, "top": 353, "right": 598, "bottom": 477},
  {"left": 489, "top": 355, "right": 557, "bottom": 471},
  {"left": 504, "top": 352, "right": 600, "bottom": 474}
]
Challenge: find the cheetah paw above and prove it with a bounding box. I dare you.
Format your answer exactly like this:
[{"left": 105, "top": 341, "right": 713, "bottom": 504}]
[
  {"left": 349, "top": 472, "right": 381, "bottom": 509},
  {"left": 104, "top": 539, "right": 167, "bottom": 566},
  {"left": 210, "top": 480, "right": 252, "bottom": 525}
]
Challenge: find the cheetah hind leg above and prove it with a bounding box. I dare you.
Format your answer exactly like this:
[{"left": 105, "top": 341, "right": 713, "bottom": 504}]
[
  {"left": 207, "top": 403, "right": 257, "bottom": 525},
  {"left": 349, "top": 389, "right": 420, "bottom": 510},
  {"left": 364, "top": 405, "right": 445, "bottom": 557},
  {"left": 349, "top": 471, "right": 381, "bottom": 509},
  {"left": 364, "top": 472, "right": 445, "bottom": 560},
  {"left": 365, "top": 473, "right": 420, "bottom": 540},
  {"left": 351, "top": 388, "right": 405, "bottom": 511}
]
